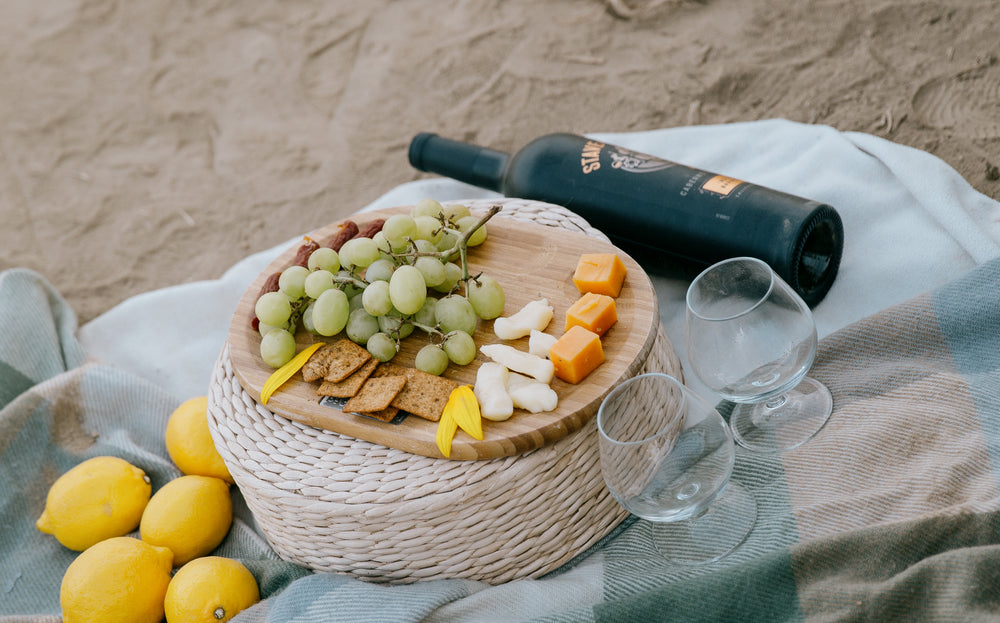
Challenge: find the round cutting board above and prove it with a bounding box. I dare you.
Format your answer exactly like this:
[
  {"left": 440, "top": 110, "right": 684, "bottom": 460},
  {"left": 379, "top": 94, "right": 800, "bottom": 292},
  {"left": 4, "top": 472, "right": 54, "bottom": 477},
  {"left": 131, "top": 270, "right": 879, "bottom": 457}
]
[{"left": 227, "top": 204, "right": 660, "bottom": 460}]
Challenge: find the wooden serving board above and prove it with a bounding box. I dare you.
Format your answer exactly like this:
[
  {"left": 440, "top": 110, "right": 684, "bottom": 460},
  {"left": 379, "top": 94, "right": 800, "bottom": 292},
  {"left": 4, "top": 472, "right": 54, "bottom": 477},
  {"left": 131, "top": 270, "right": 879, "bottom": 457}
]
[{"left": 227, "top": 206, "right": 660, "bottom": 460}]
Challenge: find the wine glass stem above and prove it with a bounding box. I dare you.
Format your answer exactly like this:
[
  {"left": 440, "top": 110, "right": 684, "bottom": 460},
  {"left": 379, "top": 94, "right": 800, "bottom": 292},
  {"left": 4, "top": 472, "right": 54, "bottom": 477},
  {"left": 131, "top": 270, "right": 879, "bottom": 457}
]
[{"left": 765, "top": 394, "right": 788, "bottom": 410}]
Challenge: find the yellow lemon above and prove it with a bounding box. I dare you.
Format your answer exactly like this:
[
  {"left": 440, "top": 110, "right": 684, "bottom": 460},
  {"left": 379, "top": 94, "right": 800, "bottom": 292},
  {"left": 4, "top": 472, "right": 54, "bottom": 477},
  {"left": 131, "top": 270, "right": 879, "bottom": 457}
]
[
  {"left": 140, "top": 475, "right": 232, "bottom": 566},
  {"left": 36, "top": 456, "right": 152, "bottom": 551},
  {"left": 165, "top": 396, "right": 234, "bottom": 484},
  {"left": 164, "top": 556, "right": 260, "bottom": 622},
  {"left": 60, "top": 536, "right": 173, "bottom": 623}
]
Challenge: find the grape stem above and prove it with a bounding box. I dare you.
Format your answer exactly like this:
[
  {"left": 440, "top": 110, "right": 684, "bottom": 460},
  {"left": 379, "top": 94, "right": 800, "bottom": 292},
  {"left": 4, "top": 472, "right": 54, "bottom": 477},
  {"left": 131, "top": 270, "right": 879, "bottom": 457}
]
[
  {"left": 450, "top": 205, "right": 500, "bottom": 286},
  {"left": 379, "top": 204, "right": 501, "bottom": 291},
  {"left": 409, "top": 320, "right": 439, "bottom": 336},
  {"left": 333, "top": 273, "right": 368, "bottom": 289}
]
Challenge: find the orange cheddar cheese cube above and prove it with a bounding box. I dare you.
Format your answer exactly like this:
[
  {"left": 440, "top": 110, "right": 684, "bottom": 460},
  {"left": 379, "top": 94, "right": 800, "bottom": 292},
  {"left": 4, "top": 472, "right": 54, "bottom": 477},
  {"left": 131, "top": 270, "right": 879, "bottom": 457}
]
[
  {"left": 572, "top": 253, "right": 627, "bottom": 298},
  {"left": 549, "top": 326, "right": 605, "bottom": 384},
  {"left": 565, "top": 292, "right": 617, "bottom": 337}
]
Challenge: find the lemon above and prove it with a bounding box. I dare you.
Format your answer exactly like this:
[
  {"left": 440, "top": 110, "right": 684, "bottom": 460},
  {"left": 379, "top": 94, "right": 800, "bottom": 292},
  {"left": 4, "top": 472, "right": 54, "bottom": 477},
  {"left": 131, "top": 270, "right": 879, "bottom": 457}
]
[
  {"left": 36, "top": 456, "right": 152, "bottom": 551},
  {"left": 164, "top": 556, "right": 260, "bottom": 622},
  {"left": 165, "top": 396, "right": 234, "bottom": 484},
  {"left": 140, "top": 475, "right": 232, "bottom": 566},
  {"left": 60, "top": 536, "right": 173, "bottom": 623}
]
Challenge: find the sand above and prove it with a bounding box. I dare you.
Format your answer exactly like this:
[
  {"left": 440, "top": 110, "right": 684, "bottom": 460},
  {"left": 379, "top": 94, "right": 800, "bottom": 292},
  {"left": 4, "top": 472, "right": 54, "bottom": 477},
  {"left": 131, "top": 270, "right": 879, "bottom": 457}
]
[{"left": 2, "top": 0, "right": 999, "bottom": 323}]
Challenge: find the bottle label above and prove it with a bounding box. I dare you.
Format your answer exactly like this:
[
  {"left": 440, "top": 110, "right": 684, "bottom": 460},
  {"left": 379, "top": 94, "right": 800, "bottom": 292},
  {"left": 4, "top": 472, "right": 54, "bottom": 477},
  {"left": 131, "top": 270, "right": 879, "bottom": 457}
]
[
  {"left": 580, "top": 141, "right": 675, "bottom": 175},
  {"left": 701, "top": 174, "right": 745, "bottom": 196}
]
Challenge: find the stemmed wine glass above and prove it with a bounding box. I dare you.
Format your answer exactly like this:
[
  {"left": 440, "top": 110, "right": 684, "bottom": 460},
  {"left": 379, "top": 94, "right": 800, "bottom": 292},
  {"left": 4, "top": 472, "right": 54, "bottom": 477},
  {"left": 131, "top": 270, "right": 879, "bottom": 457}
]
[
  {"left": 597, "top": 373, "right": 756, "bottom": 564},
  {"left": 685, "top": 256, "right": 833, "bottom": 453}
]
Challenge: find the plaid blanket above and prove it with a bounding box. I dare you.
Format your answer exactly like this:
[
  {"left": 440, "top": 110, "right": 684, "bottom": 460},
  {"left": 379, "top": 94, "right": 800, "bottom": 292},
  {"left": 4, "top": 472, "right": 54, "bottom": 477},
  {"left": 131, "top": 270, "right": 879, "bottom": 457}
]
[{"left": 4, "top": 251, "right": 1000, "bottom": 621}]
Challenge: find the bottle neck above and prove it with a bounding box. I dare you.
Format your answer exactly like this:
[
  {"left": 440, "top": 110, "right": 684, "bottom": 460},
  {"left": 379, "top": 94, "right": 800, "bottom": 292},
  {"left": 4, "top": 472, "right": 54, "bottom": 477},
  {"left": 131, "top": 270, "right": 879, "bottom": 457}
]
[{"left": 408, "top": 133, "right": 509, "bottom": 192}]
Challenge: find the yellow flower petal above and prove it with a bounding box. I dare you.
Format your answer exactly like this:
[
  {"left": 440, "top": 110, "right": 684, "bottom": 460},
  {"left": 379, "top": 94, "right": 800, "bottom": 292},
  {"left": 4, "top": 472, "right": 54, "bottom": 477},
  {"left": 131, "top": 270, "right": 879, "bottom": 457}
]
[
  {"left": 445, "top": 385, "right": 483, "bottom": 441},
  {"left": 260, "top": 342, "right": 324, "bottom": 405},
  {"left": 436, "top": 406, "right": 458, "bottom": 458}
]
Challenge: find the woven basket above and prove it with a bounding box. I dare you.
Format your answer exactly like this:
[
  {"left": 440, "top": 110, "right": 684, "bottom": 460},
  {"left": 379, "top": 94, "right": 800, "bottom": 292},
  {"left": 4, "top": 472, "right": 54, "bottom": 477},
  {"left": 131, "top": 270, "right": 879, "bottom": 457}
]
[{"left": 206, "top": 199, "right": 682, "bottom": 585}]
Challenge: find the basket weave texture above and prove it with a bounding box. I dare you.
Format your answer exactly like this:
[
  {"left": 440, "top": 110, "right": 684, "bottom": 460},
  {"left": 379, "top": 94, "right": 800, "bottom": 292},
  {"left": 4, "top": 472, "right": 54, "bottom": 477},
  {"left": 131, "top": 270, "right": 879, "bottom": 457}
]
[{"left": 207, "top": 198, "right": 682, "bottom": 584}]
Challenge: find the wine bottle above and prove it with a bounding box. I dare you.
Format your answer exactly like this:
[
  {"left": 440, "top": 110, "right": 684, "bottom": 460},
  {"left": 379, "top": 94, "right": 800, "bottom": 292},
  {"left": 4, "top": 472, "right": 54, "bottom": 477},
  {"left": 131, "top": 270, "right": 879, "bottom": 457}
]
[{"left": 408, "top": 132, "right": 844, "bottom": 306}]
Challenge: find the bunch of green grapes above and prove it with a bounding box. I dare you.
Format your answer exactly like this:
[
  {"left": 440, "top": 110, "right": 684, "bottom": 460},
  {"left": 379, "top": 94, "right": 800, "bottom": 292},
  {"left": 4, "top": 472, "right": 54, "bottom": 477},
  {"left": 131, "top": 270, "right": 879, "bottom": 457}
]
[{"left": 254, "top": 199, "right": 506, "bottom": 375}]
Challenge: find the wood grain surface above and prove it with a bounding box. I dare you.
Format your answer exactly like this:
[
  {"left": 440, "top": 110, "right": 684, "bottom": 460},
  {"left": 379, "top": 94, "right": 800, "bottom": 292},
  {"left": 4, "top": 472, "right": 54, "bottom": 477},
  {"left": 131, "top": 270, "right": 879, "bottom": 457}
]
[{"left": 227, "top": 206, "right": 661, "bottom": 460}]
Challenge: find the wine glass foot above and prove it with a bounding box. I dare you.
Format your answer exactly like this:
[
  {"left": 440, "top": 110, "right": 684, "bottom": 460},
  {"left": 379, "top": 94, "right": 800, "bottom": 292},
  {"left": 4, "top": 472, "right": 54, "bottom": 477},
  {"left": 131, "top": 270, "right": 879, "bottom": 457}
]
[
  {"left": 730, "top": 376, "right": 833, "bottom": 453},
  {"left": 649, "top": 481, "right": 757, "bottom": 565}
]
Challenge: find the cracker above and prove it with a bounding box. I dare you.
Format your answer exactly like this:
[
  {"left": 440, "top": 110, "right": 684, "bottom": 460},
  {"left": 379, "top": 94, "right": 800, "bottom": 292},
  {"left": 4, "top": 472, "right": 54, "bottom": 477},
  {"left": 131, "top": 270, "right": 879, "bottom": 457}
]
[
  {"left": 390, "top": 368, "right": 459, "bottom": 422},
  {"left": 323, "top": 338, "right": 373, "bottom": 383},
  {"left": 355, "top": 406, "right": 400, "bottom": 423},
  {"left": 316, "top": 357, "right": 378, "bottom": 398},
  {"left": 301, "top": 343, "right": 338, "bottom": 383},
  {"left": 370, "top": 361, "right": 410, "bottom": 378},
  {"left": 343, "top": 375, "right": 407, "bottom": 414}
]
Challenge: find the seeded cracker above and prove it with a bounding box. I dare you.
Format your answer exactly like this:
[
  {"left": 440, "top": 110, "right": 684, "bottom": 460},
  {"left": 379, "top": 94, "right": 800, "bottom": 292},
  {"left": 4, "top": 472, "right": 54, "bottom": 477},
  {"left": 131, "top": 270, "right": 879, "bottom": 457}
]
[
  {"left": 358, "top": 406, "right": 400, "bottom": 423},
  {"left": 316, "top": 358, "right": 378, "bottom": 398},
  {"left": 343, "top": 375, "right": 407, "bottom": 414},
  {"left": 370, "top": 361, "right": 410, "bottom": 378},
  {"left": 301, "top": 343, "right": 339, "bottom": 383},
  {"left": 323, "top": 338, "right": 373, "bottom": 383},
  {"left": 390, "top": 368, "right": 459, "bottom": 423}
]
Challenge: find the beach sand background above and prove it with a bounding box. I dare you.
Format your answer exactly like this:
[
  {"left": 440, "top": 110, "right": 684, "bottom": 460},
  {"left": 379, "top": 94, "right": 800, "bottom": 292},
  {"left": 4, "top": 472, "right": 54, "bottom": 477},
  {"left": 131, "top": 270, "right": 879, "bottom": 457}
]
[{"left": 2, "top": 0, "right": 999, "bottom": 323}]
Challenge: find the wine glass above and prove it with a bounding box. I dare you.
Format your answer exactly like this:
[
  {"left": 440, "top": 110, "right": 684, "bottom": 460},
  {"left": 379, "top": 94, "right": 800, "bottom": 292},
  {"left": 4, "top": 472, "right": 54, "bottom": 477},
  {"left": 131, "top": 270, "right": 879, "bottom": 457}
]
[
  {"left": 597, "top": 373, "right": 756, "bottom": 564},
  {"left": 685, "top": 256, "right": 833, "bottom": 453}
]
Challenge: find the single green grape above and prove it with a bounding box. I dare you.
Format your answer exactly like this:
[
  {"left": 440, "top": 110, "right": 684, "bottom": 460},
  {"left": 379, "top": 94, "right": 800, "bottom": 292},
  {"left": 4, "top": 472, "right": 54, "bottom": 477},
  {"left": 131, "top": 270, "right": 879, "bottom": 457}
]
[
  {"left": 364, "top": 258, "right": 395, "bottom": 283},
  {"left": 303, "top": 269, "right": 335, "bottom": 299},
  {"left": 367, "top": 332, "right": 398, "bottom": 362},
  {"left": 413, "top": 239, "right": 438, "bottom": 255},
  {"left": 257, "top": 320, "right": 288, "bottom": 336},
  {"left": 302, "top": 302, "right": 316, "bottom": 334},
  {"left": 435, "top": 294, "right": 478, "bottom": 335},
  {"left": 443, "top": 203, "right": 471, "bottom": 222},
  {"left": 362, "top": 280, "right": 393, "bottom": 317},
  {"left": 278, "top": 265, "right": 310, "bottom": 300},
  {"left": 378, "top": 312, "right": 414, "bottom": 339},
  {"left": 467, "top": 274, "right": 505, "bottom": 319},
  {"left": 388, "top": 265, "right": 427, "bottom": 315},
  {"left": 383, "top": 214, "right": 417, "bottom": 246},
  {"left": 411, "top": 198, "right": 444, "bottom": 218},
  {"left": 312, "top": 288, "right": 350, "bottom": 336},
  {"left": 255, "top": 291, "right": 292, "bottom": 327},
  {"left": 456, "top": 215, "right": 488, "bottom": 247},
  {"left": 413, "top": 297, "right": 437, "bottom": 329},
  {"left": 443, "top": 331, "right": 477, "bottom": 366},
  {"left": 413, "top": 215, "right": 443, "bottom": 243},
  {"left": 432, "top": 262, "right": 463, "bottom": 294},
  {"left": 339, "top": 237, "right": 380, "bottom": 269},
  {"left": 348, "top": 292, "right": 365, "bottom": 312},
  {"left": 307, "top": 247, "right": 340, "bottom": 273},
  {"left": 415, "top": 344, "right": 449, "bottom": 376},
  {"left": 346, "top": 308, "right": 380, "bottom": 344},
  {"left": 372, "top": 231, "right": 405, "bottom": 257},
  {"left": 435, "top": 230, "right": 459, "bottom": 254},
  {"left": 414, "top": 256, "right": 446, "bottom": 288},
  {"left": 260, "top": 329, "right": 296, "bottom": 368}
]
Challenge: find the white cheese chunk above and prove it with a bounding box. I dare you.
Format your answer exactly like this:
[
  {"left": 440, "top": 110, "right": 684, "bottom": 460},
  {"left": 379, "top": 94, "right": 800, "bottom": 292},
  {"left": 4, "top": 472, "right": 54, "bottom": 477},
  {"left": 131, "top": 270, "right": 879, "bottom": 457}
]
[
  {"left": 528, "top": 330, "right": 558, "bottom": 359},
  {"left": 480, "top": 343, "right": 555, "bottom": 384},
  {"left": 493, "top": 299, "right": 554, "bottom": 340},
  {"left": 506, "top": 372, "right": 559, "bottom": 413},
  {"left": 474, "top": 362, "right": 514, "bottom": 421}
]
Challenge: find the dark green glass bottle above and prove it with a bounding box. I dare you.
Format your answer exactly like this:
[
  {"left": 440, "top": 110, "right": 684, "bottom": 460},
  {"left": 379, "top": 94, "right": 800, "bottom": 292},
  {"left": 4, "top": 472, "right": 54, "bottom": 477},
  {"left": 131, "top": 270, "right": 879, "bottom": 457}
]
[{"left": 409, "top": 132, "right": 843, "bottom": 306}]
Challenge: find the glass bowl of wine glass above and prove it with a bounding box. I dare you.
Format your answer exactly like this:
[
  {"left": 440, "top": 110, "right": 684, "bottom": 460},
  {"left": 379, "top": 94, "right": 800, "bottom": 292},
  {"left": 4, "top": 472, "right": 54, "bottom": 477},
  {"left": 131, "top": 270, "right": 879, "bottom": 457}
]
[
  {"left": 597, "top": 372, "right": 756, "bottom": 564},
  {"left": 685, "top": 256, "right": 833, "bottom": 453}
]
